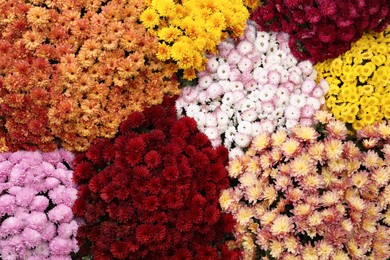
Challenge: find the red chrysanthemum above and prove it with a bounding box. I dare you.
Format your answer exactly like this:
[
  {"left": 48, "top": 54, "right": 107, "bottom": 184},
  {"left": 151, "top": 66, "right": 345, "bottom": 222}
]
[
  {"left": 251, "top": 0, "right": 390, "bottom": 62},
  {"left": 73, "top": 96, "right": 237, "bottom": 259}
]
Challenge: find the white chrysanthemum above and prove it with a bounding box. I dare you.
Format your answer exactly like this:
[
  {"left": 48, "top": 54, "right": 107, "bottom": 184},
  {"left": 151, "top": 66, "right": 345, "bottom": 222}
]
[
  {"left": 221, "top": 92, "right": 235, "bottom": 106},
  {"left": 306, "top": 97, "right": 321, "bottom": 110},
  {"left": 216, "top": 110, "right": 229, "bottom": 126},
  {"left": 193, "top": 111, "right": 206, "bottom": 127},
  {"left": 284, "top": 105, "right": 301, "bottom": 120},
  {"left": 205, "top": 113, "right": 218, "bottom": 127},
  {"left": 241, "top": 108, "right": 258, "bottom": 122},
  {"left": 230, "top": 81, "right": 244, "bottom": 92},
  {"left": 240, "top": 99, "right": 256, "bottom": 111},
  {"left": 253, "top": 67, "right": 269, "bottom": 84},
  {"left": 262, "top": 102, "right": 275, "bottom": 114},
  {"left": 238, "top": 57, "right": 253, "bottom": 72},
  {"left": 254, "top": 36, "right": 270, "bottom": 53},
  {"left": 237, "top": 39, "right": 254, "bottom": 55},
  {"left": 206, "top": 83, "right": 223, "bottom": 99},
  {"left": 234, "top": 132, "right": 251, "bottom": 148},
  {"left": 185, "top": 104, "right": 201, "bottom": 118},
  {"left": 260, "top": 120, "right": 275, "bottom": 133},
  {"left": 237, "top": 121, "right": 253, "bottom": 135},
  {"left": 229, "top": 147, "right": 244, "bottom": 158},
  {"left": 285, "top": 119, "right": 299, "bottom": 129},
  {"left": 198, "top": 75, "right": 213, "bottom": 89},
  {"left": 251, "top": 122, "right": 262, "bottom": 137},
  {"left": 259, "top": 85, "right": 276, "bottom": 102},
  {"left": 301, "top": 78, "right": 316, "bottom": 94},
  {"left": 227, "top": 49, "right": 242, "bottom": 65},
  {"left": 290, "top": 94, "right": 306, "bottom": 108},
  {"left": 217, "top": 63, "right": 231, "bottom": 80},
  {"left": 268, "top": 70, "right": 281, "bottom": 85},
  {"left": 204, "top": 127, "right": 219, "bottom": 140},
  {"left": 225, "top": 126, "right": 237, "bottom": 142},
  {"left": 207, "top": 57, "right": 220, "bottom": 72},
  {"left": 298, "top": 60, "right": 313, "bottom": 76},
  {"left": 312, "top": 87, "right": 324, "bottom": 98}
]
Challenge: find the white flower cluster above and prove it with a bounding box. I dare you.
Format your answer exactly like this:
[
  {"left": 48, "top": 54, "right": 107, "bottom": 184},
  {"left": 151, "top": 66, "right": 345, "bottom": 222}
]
[{"left": 176, "top": 21, "right": 329, "bottom": 157}]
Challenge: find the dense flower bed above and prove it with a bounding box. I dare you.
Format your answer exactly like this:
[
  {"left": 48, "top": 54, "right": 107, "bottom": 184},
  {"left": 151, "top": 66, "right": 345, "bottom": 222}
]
[{"left": 0, "top": 0, "right": 389, "bottom": 259}]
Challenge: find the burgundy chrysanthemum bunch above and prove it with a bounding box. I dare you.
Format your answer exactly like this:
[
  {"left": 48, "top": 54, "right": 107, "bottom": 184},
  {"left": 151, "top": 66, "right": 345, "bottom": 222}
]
[
  {"left": 251, "top": 0, "right": 390, "bottom": 62},
  {"left": 0, "top": 149, "right": 78, "bottom": 259},
  {"left": 72, "top": 96, "right": 240, "bottom": 259}
]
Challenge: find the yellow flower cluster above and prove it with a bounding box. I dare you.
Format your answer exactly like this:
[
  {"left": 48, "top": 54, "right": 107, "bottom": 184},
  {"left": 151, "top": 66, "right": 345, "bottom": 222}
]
[
  {"left": 140, "top": 0, "right": 249, "bottom": 80},
  {"left": 315, "top": 26, "right": 390, "bottom": 130}
]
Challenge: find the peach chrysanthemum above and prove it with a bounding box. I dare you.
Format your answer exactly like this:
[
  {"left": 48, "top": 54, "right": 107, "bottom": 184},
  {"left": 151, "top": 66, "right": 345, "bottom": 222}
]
[
  {"left": 346, "top": 194, "right": 366, "bottom": 212},
  {"left": 341, "top": 219, "right": 354, "bottom": 232},
  {"left": 236, "top": 206, "right": 254, "bottom": 225},
  {"left": 372, "top": 167, "right": 390, "bottom": 187},
  {"left": 302, "top": 245, "right": 318, "bottom": 260},
  {"left": 289, "top": 156, "right": 311, "bottom": 177},
  {"left": 293, "top": 203, "right": 311, "bottom": 217},
  {"left": 316, "top": 241, "right": 334, "bottom": 259},
  {"left": 307, "top": 211, "right": 323, "bottom": 227},
  {"left": 281, "top": 138, "right": 301, "bottom": 158},
  {"left": 260, "top": 211, "right": 277, "bottom": 226},
  {"left": 307, "top": 142, "right": 325, "bottom": 162},
  {"left": 362, "top": 137, "right": 379, "bottom": 149},
  {"left": 246, "top": 185, "right": 263, "bottom": 204},
  {"left": 239, "top": 172, "right": 257, "bottom": 188},
  {"left": 363, "top": 150, "right": 383, "bottom": 169},
  {"left": 246, "top": 157, "right": 261, "bottom": 174},
  {"left": 343, "top": 141, "right": 362, "bottom": 160},
  {"left": 292, "top": 125, "right": 318, "bottom": 141},
  {"left": 269, "top": 240, "right": 283, "bottom": 258},
  {"left": 262, "top": 186, "right": 277, "bottom": 205},
  {"left": 325, "top": 120, "right": 348, "bottom": 139},
  {"left": 270, "top": 215, "right": 292, "bottom": 236},
  {"left": 377, "top": 122, "right": 390, "bottom": 138},
  {"left": 252, "top": 132, "right": 270, "bottom": 152},
  {"left": 228, "top": 158, "right": 244, "bottom": 178},
  {"left": 324, "top": 138, "right": 343, "bottom": 160},
  {"left": 350, "top": 171, "right": 369, "bottom": 189},
  {"left": 333, "top": 250, "right": 350, "bottom": 260},
  {"left": 314, "top": 110, "right": 333, "bottom": 124},
  {"left": 284, "top": 236, "right": 299, "bottom": 254},
  {"left": 347, "top": 239, "right": 365, "bottom": 258},
  {"left": 321, "top": 190, "right": 341, "bottom": 206},
  {"left": 219, "top": 189, "right": 235, "bottom": 211},
  {"left": 271, "top": 130, "right": 287, "bottom": 146}
]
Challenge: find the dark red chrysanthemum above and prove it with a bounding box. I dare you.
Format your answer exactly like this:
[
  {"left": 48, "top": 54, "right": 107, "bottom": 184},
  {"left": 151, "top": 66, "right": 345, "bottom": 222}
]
[
  {"left": 73, "top": 96, "right": 237, "bottom": 259},
  {"left": 251, "top": 0, "right": 390, "bottom": 62}
]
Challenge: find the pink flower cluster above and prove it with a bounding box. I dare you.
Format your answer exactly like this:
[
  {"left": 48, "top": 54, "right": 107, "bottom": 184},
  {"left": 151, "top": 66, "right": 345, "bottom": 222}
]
[
  {"left": 220, "top": 112, "right": 390, "bottom": 259},
  {"left": 0, "top": 150, "right": 79, "bottom": 260},
  {"left": 176, "top": 21, "right": 328, "bottom": 158}
]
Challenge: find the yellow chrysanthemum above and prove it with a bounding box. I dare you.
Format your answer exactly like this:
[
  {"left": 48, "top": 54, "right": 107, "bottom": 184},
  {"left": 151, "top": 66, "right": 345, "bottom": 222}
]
[
  {"left": 139, "top": 8, "right": 160, "bottom": 28},
  {"left": 316, "top": 26, "right": 390, "bottom": 129}
]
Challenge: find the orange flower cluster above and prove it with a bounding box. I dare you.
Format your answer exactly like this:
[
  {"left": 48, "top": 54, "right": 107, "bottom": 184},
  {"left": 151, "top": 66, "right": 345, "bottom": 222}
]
[{"left": 0, "top": 0, "right": 179, "bottom": 152}]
